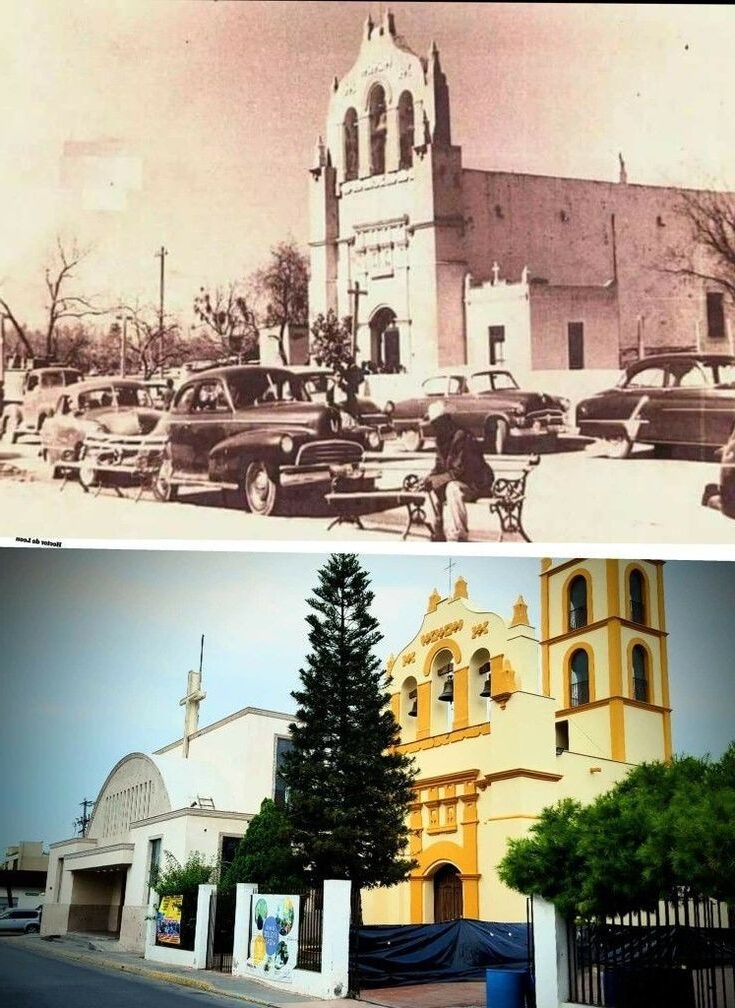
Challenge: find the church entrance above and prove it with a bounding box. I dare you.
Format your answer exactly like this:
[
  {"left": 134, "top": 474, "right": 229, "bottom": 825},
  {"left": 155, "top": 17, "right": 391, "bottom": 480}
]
[
  {"left": 433, "top": 864, "right": 463, "bottom": 923},
  {"left": 368, "top": 307, "right": 401, "bottom": 372}
]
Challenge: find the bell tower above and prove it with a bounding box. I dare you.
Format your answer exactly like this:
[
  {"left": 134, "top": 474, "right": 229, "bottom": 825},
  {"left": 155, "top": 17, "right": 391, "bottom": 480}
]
[{"left": 540, "top": 558, "right": 672, "bottom": 765}]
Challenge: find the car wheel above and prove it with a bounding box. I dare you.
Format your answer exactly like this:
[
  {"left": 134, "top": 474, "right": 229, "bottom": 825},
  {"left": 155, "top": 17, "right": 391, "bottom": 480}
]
[
  {"left": 25, "top": 924, "right": 40, "bottom": 934},
  {"left": 153, "top": 448, "right": 178, "bottom": 502},
  {"left": 242, "top": 460, "right": 279, "bottom": 516},
  {"left": 601, "top": 434, "right": 633, "bottom": 459},
  {"left": 485, "top": 417, "right": 509, "bottom": 454},
  {"left": 400, "top": 428, "right": 423, "bottom": 453},
  {"left": 78, "top": 454, "right": 98, "bottom": 490}
]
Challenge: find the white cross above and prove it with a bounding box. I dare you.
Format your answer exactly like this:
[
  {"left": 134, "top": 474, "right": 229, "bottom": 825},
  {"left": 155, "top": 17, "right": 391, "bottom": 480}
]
[
  {"left": 180, "top": 669, "right": 206, "bottom": 752},
  {"left": 444, "top": 558, "right": 457, "bottom": 595},
  {"left": 491, "top": 261, "right": 500, "bottom": 285}
]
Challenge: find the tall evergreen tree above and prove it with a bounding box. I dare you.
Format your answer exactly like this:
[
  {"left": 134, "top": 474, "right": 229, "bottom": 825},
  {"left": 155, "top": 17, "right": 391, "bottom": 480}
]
[{"left": 280, "top": 554, "right": 416, "bottom": 919}]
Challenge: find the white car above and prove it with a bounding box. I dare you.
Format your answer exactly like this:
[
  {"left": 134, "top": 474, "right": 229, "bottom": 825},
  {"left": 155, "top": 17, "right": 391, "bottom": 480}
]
[{"left": 0, "top": 908, "right": 41, "bottom": 933}]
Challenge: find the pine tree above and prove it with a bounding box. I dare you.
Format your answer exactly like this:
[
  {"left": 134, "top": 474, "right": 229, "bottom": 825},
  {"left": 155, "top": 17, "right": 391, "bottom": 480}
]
[{"left": 280, "top": 554, "right": 416, "bottom": 919}]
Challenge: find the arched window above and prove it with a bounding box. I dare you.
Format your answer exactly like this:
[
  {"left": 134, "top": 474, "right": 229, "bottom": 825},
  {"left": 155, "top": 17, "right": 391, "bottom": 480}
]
[
  {"left": 570, "top": 650, "right": 589, "bottom": 707},
  {"left": 398, "top": 91, "right": 414, "bottom": 170},
  {"left": 629, "top": 569, "right": 646, "bottom": 624},
  {"left": 632, "top": 645, "right": 648, "bottom": 702},
  {"left": 343, "top": 107, "right": 359, "bottom": 181},
  {"left": 568, "top": 575, "right": 588, "bottom": 630},
  {"left": 369, "top": 84, "right": 387, "bottom": 176}
]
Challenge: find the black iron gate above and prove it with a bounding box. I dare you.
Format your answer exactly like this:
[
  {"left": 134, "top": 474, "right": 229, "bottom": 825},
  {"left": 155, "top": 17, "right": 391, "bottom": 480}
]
[
  {"left": 206, "top": 890, "right": 236, "bottom": 973},
  {"left": 567, "top": 893, "right": 735, "bottom": 1007}
]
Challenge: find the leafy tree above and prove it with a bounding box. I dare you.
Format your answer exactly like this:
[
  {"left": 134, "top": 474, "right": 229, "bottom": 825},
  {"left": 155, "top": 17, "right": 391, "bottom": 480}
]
[
  {"left": 499, "top": 747, "right": 735, "bottom": 918},
  {"left": 193, "top": 282, "right": 259, "bottom": 361},
  {"left": 280, "top": 554, "right": 417, "bottom": 921},
  {"left": 252, "top": 240, "right": 309, "bottom": 365},
  {"left": 220, "top": 799, "right": 306, "bottom": 894},
  {"left": 310, "top": 309, "right": 353, "bottom": 373},
  {"left": 153, "top": 850, "right": 219, "bottom": 897}
]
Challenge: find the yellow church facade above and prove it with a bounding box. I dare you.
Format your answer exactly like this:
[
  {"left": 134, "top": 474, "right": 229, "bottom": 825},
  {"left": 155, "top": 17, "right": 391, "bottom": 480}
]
[{"left": 362, "top": 558, "right": 671, "bottom": 926}]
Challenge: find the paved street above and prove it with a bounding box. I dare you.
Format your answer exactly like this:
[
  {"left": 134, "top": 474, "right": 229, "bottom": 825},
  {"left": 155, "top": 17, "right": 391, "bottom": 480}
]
[
  {"left": 0, "top": 939, "right": 248, "bottom": 1007},
  {"left": 0, "top": 437, "right": 731, "bottom": 546}
]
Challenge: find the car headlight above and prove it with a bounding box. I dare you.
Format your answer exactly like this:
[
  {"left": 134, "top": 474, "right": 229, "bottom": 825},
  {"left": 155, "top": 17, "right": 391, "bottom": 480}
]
[
  {"left": 558, "top": 397, "right": 571, "bottom": 411},
  {"left": 511, "top": 403, "right": 526, "bottom": 416},
  {"left": 341, "top": 411, "right": 357, "bottom": 429},
  {"left": 367, "top": 430, "right": 381, "bottom": 450},
  {"left": 384, "top": 400, "right": 395, "bottom": 415},
  {"left": 280, "top": 434, "right": 294, "bottom": 455}
]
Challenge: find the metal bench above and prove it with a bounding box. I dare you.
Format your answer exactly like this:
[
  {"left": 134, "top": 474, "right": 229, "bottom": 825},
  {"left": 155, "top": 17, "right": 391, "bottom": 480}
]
[{"left": 326, "top": 453, "right": 540, "bottom": 541}]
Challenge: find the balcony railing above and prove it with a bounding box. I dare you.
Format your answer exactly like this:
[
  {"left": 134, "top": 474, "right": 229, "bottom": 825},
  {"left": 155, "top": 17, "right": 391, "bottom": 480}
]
[
  {"left": 630, "top": 600, "right": 646, "bottom": 624},
  {"left": 568, "top": 605, "right": 588, "bottom": 630}
]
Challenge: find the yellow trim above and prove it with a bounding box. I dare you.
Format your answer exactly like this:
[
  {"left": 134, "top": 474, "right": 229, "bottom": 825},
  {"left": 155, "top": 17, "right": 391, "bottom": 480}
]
[
  {"left": 480, "top": 768, "right": 563, "bottom": 786},
  {"left": 544, "top": 616, "right": 666, "bottom": 647},
  {"left": 608, "top": 615, "right": 623, "bottom": 696},
  {"left": 410, "top": 877, "right": 423, "bottom": 923},
  {"left": 486, "top": 814, "right": 541, "bottom": 822},
  {"left": 562, "top": 641, "right": 596, "bottom": 709},
  {"left": 662, "top": 710, "right": 673, "bottom": 761},
  {"left": 606, "top": 559, "right": 621, "bottom": 618},
  {"left": 540, "top": 558, "right": 585, "bottom": 578},
  {"left": 396, "top": 722, "right": 490, "bottom": 754},
  {"left": 422, "top": 638, "right": 462, "bottom": 678},
  {"left": 390, "top": 692, "right": 400, "bottom": 722},
  {"left": 416, "top": 681, "right": 431, "bottom": 740},
  {"left": 541, "top": 568, "right": 550, "bottom": 695},
  {"left": 413, "top": 770, "right": 480, "bottom": 790},
  {"left": 656, "top": 563, "right": 667, "bottom": 634},
  {"left": 626, "top": 637, "right": 655, "bottom": 705},
  {"left": 610, "top": 697, "right": 626, "bottom": 761},
  {"left": 556, "top": 696, "right": 671, "bottom": 717},
  {"left": 452, "top": 665, "right": 469, "bottom": 731}
]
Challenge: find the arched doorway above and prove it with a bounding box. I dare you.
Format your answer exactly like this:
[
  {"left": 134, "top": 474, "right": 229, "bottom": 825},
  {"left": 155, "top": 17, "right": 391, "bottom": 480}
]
[
  {"left": 433, "top": 864, "right": 463, "bottom": 922},
  {"left": 369, "top": 307, "right": 400, "bottom": 372}
]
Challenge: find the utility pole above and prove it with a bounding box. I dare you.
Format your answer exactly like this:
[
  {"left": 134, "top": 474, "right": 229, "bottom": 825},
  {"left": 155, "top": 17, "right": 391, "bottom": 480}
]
[
  {"left": 74, "top": 798, "right": 95, "bottom": 837},
  {"left": 116, "top": 314, "right": 131, "bottom": 377},
  {"left": 155, "top": 246, "right": 168, "bottom": 377}
]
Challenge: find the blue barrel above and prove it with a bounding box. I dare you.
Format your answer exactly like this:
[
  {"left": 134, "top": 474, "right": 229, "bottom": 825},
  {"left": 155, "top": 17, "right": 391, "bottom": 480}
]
[{"left": 485, "top": 967, "right": 526, "bottom": 1008}]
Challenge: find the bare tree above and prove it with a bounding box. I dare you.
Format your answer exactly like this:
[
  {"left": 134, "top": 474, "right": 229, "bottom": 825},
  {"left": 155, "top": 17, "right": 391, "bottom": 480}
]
[
  {"left": 252, "top": 241, "right": 309, "bottom": 365},
  {"left": 119, "top": 303, "right": 184, "bottom": 379},
  {"left": 673, "top": 190, "right": 735, "bottom": 299},
  {"left": 193, "top": 281, "right": 259, "bottom": 361},
  {"left": 0, "top": 238, "right": 109, "bottom": 360}
]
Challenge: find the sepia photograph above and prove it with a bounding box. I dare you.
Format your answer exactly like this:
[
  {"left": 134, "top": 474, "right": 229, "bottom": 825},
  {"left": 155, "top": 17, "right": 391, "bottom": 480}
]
[
  {"left": 2, "top": 548, "right": 734, "bottom": 1006},
  {"left": 2, "top": 3, "right": 735, "bottom": 545}
]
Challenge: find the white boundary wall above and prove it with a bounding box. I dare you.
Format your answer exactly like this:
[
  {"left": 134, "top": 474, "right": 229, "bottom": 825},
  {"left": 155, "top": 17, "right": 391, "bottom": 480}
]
[
  {"left": 532, "top": 895, "right": 574, "bottom": 1008},
  {"left": 232, "top": 879, "right": 352, "bottom": 1000}
]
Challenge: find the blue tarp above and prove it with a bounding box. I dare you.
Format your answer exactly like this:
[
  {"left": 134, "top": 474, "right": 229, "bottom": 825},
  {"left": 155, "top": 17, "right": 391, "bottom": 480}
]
[{"left": 357, "top": 918, "right": 529, "bottom": 987}]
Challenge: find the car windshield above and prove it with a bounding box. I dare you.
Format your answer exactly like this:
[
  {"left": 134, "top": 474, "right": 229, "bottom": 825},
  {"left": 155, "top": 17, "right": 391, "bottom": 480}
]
[
  {"left": 714, "top": 362, "right": 735, "bottom": 387},
  {"left": 76, "top": 385, "right": 153, "bottom": 411},
  {"left": 422, "top": 376, "right": 465, "bottom": 396},
  {"left": 225, "top": 370, "right": 310, "bottom": 409},
  {"left": 467, "top": 371, "right": 519, "bottom": 393}
]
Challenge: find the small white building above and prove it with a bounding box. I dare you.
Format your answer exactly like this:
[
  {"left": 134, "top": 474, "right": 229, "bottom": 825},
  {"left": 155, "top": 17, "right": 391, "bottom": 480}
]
[{"left": 42, "top": 670, "right": 293, "bottom": 954}]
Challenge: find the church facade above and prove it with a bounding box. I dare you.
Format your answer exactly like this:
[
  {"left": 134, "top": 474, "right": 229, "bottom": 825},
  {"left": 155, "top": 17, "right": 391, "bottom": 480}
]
[
  {"left": 309, "top": 12, "right": 732, "bottom": 389},
  {"left": 363, "top": 558, "right": 671, "bottom": 925},
  {"left": 42, "top": 695, "right": 293, "bottom": 953}
]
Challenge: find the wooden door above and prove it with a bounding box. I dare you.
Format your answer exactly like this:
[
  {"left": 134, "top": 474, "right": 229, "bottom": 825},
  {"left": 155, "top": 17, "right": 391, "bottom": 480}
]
[{"left": 433, "top": 865, "right": 463, "bottom": 922}]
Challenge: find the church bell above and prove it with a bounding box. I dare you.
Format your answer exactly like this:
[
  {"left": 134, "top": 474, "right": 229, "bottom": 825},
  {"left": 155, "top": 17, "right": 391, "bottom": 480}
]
[
  {"left": 479, "top": 676, "right": 493, "bottom": 698},
  {"left": 438, "top": 676, "right": 454, "bottom": 703},
  {"left": 408, "top": 689, "right": 418, "bottom": 718}
]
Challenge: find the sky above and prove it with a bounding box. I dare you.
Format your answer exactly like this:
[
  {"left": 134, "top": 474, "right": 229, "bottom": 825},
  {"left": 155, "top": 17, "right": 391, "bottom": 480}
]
[
  {"left": 2, "top": 2, "right": 734, "bottom": 333},
  {"left": 1, "top": 548, "right": 733, "bottom": 856}
]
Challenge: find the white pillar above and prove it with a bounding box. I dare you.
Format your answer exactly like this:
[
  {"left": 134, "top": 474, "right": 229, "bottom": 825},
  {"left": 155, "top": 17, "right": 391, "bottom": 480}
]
[
  {"left": 531, "top": 895, "right": 570, "bottom": 1008},
  {"left": 144, "top": 890, "right": 159, "bottom": 957},
  {"left": 192, "top": 884, "right": 216, "bottom": 970},
  {"left": 320, "top": 880, "right": 352, "bottom": 999},
  {"left": 231, "top": 883, "right": 258, "bottom": 978}
]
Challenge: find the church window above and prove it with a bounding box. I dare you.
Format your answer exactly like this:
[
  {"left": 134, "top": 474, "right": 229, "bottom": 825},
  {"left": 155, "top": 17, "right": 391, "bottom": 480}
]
[
  {"left": 568, "top": 575, "right": 588, "bottom": 630},
  {"left": 629, "top": 568, "right": 646, "bottom": 624},
  {"left": 569, "top": 650, "right": 590, "bottom": 707},
  {"left": 632, "top": 645, "right": 649, "bottom": 702},
  {"left": 220, "top": 836, "right": 241, "bottom": 872},
  {"left": 488, "top": 326, "right": 506, "bottom": 365},
  {"left": 148, "top": 837, "right": 161, "bottom": 890},
  {"left": 398, "top": 91, "right": 414, "bottom": 170},
  {"left": 568, "top": 322, "right": 585, "bottom": 370},
  {"left": 556, "top": 720, "right": 570, "bottom": 753},
  {"left": 369, "top": 84, "right": 387, "bottom": 176},
  {"left": 343, "top": 107, "right": 359, "bottom": 181},
  {"left": 707, "top": 292, "right": 726, "bottom": 340}
]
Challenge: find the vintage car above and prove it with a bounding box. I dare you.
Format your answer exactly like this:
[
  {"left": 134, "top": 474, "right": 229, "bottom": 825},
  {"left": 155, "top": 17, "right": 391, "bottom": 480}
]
[
  {"left": 40, "top": 378, "right": 165, "bottom": 483},
  {"left": 152, "top": 365, "right": 378, "bottom": 515},
  {"left": 296, "top": 367, "right": 393, "bottom": 442},
  {"left": 1, "top": 365, "right": 82, "bottom": 442},
  {"left": 576, "top": 353, "right": 735, "bottom": 458},
  {"left": 387, "top": 370, "right": 569, "bottom": 452}
]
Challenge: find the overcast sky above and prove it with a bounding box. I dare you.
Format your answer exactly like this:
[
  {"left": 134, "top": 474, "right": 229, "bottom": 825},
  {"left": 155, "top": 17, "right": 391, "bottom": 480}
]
[
  {"left": 2, "top": 2, "right": 733, "bottom": 331},
  {"left": 1, "top": 548, "right": 733, "bottom": 855}
]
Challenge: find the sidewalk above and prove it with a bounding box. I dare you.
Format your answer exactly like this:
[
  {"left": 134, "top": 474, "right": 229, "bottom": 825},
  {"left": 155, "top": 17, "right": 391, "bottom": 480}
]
[{"left": 13, "top": 932, "right": 371, "bottom": 1007}]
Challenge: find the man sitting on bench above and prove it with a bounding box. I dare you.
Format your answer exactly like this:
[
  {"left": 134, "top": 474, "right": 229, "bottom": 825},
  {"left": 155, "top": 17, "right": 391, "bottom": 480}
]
[{"left": 422, "top": 402, "right": 494, "bottom": 542}]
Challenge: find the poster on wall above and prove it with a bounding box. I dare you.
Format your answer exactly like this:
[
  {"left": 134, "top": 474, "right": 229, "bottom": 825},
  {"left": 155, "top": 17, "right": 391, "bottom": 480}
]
[
  {"left": 246, "top": 893, "right": 300, "bottom": 980},
  {"left": 156, "top": 894, "right": 183, "bottom": 946}
]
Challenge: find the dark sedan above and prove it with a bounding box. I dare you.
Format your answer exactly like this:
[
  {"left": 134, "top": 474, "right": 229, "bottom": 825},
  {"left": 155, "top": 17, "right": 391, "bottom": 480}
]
[
  {"left": 40, "top": 378, "right": 164, "bottom": 479},
  {"left": 387, "top": 370, "right": 569, "bottom": 452},
  {"left": 153, "top": 365, "right": 376, "bottom": 514},
  {"left": 576, "top": 353, "right": 735, "bottom": 458}
]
